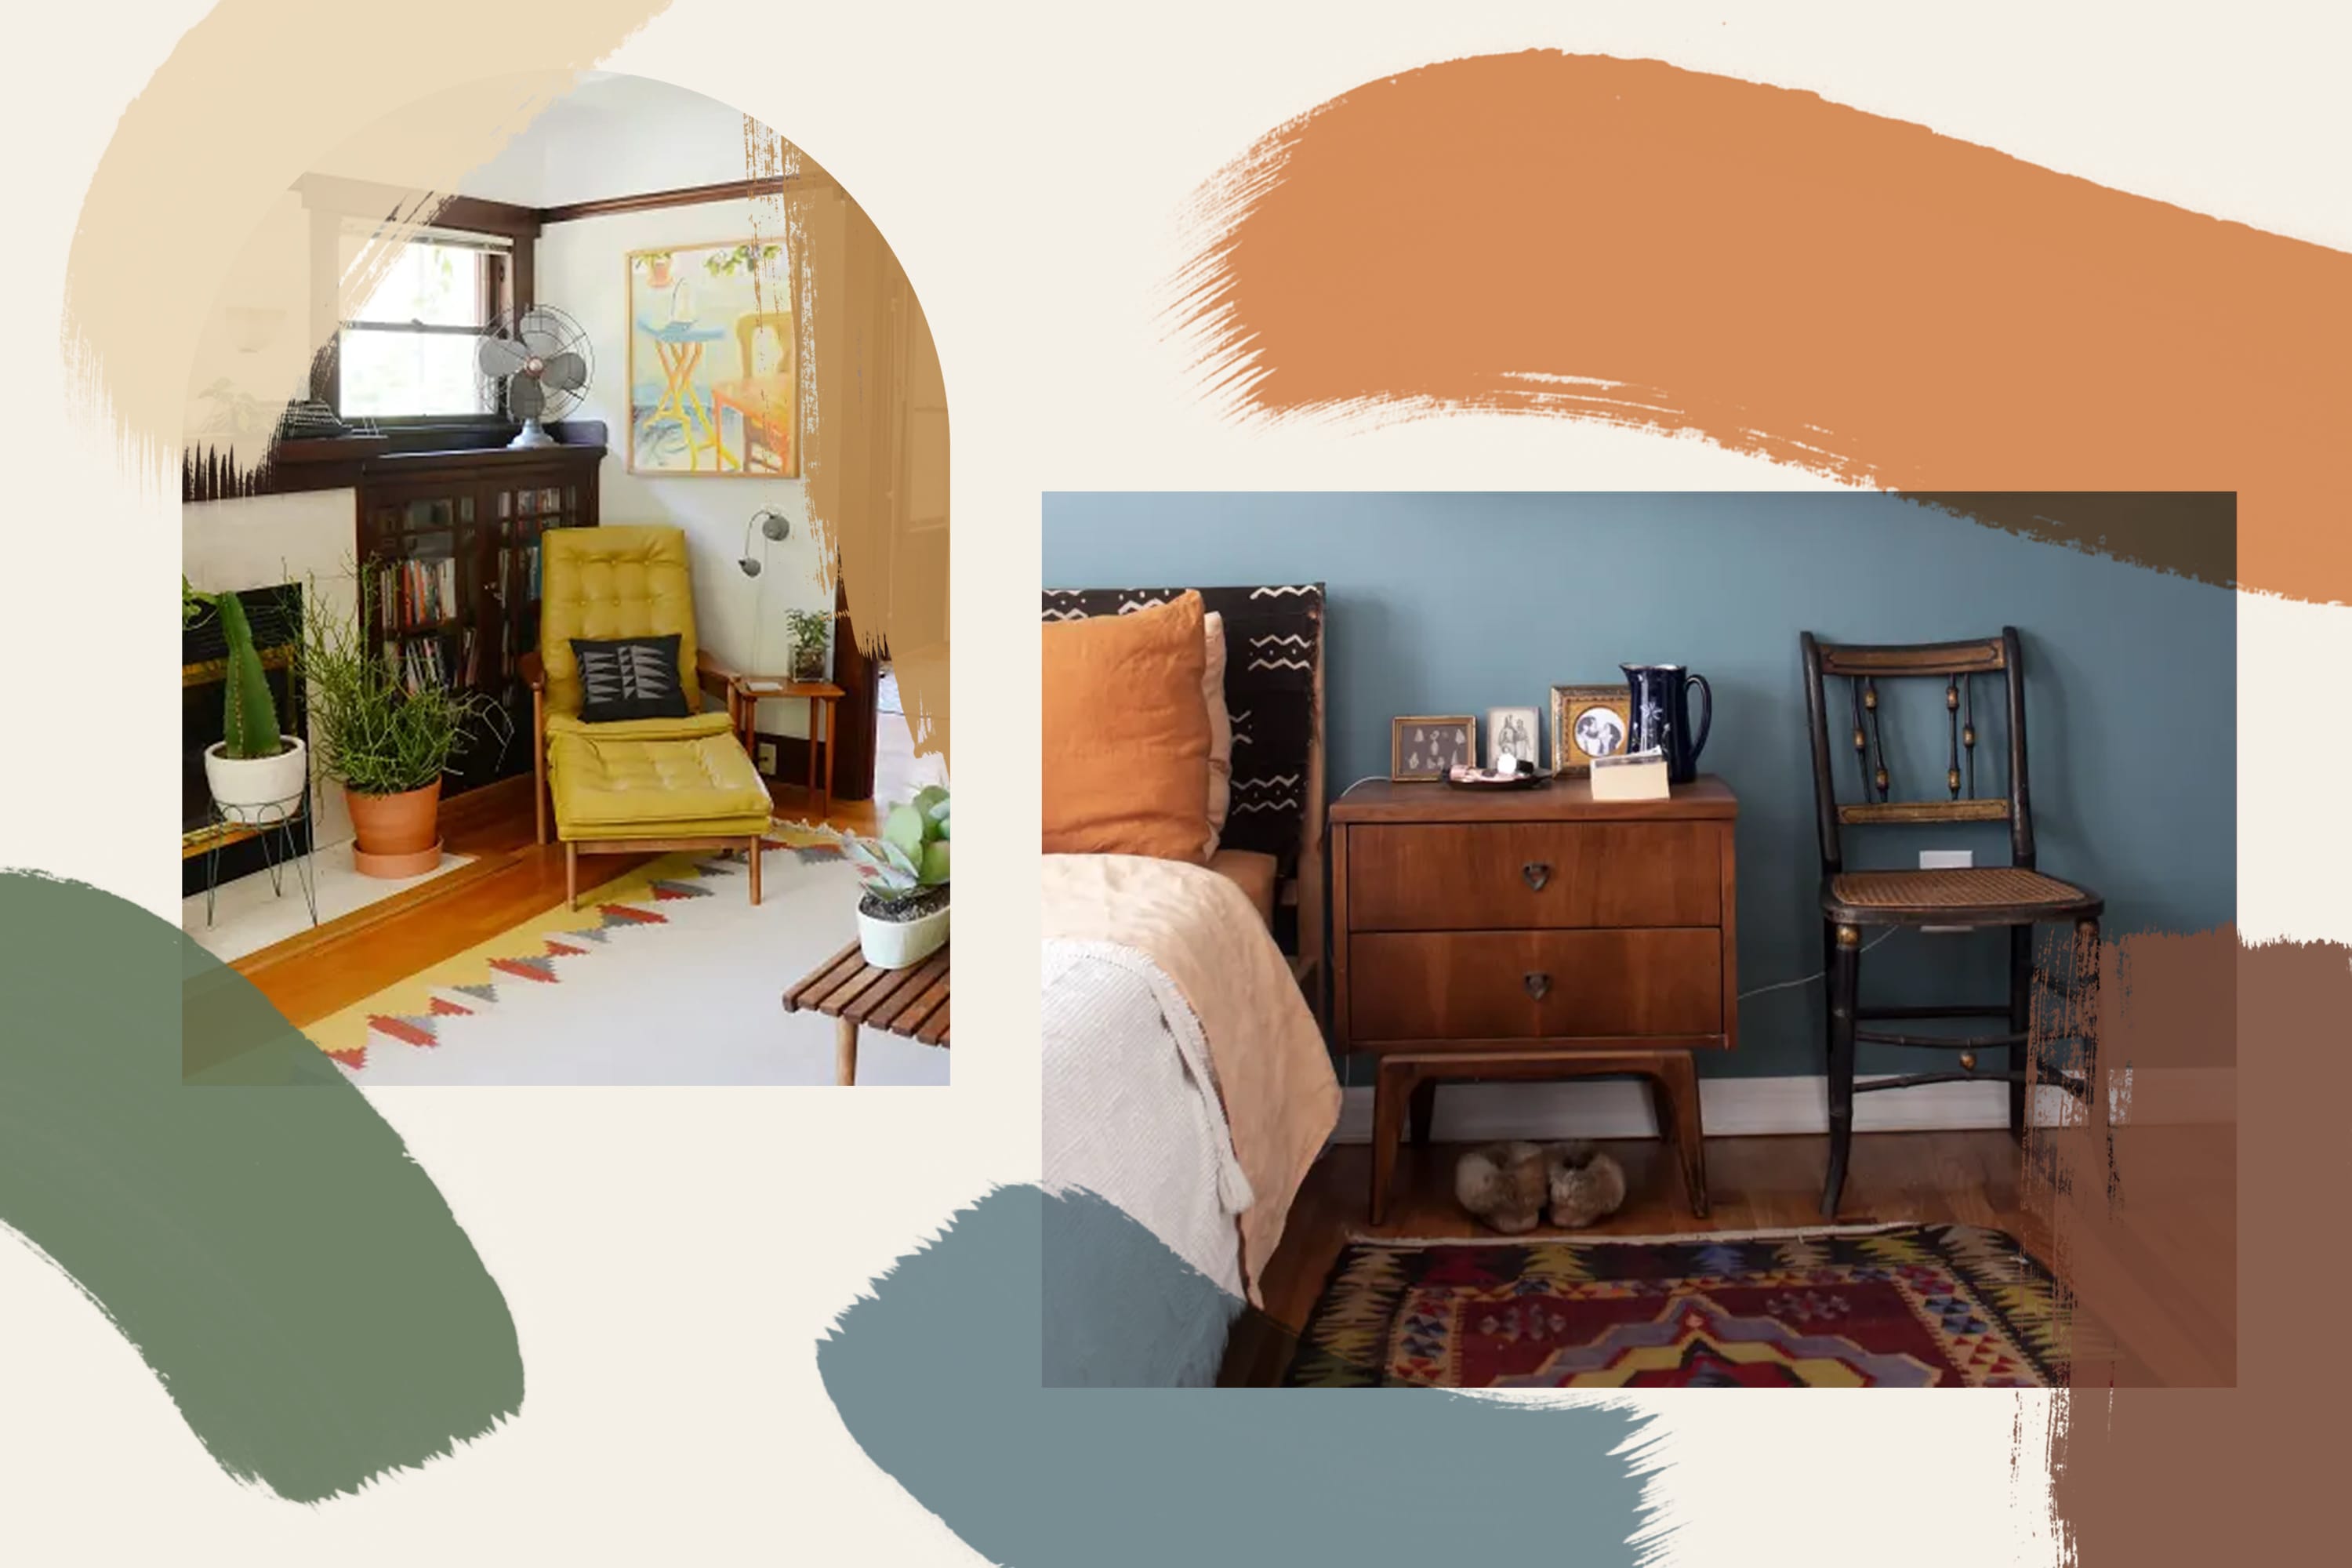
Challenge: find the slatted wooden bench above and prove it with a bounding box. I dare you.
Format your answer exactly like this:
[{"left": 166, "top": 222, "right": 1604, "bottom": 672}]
[{"left": 782, "top": 942, "right": 950, "bottom": 1085}]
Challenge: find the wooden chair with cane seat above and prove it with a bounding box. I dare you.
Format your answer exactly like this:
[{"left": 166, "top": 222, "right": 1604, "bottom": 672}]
[
  {"left": 522, "top": 524, "right": 775, "bottom": 909},
  {"left": 1801, "top": 627, "right": 2103, "bottom": 1217}
]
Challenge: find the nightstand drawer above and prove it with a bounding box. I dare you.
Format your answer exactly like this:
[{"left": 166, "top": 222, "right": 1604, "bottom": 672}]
[
  {"left": 1347, "top": 821, "right": 1722, "bottom": 931},
  {"left": 1348, "top": 929, "right": 1723, "bottom": 1042}
]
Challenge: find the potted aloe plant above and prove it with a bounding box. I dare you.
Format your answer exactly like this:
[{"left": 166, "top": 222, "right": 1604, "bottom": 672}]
[
  {"left": 296, "top": 570, "right": 509, "bottom": 877},
  {"left": 185, "top": 577, "right": 307, "bottom": 823},
  {"left": 842, "top": 786, "right": 949, "bottom": 968}
]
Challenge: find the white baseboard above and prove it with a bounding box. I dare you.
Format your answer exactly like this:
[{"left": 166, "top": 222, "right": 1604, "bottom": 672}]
[{"left": 1330, "top": 1073, "right": 2085, "bottom": 1144}]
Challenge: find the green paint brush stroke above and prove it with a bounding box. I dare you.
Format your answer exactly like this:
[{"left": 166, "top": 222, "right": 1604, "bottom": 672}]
[
  {"left": 0, "top": 870, "right": 522, "bottom": 1502},
  {"left": 819, "top": 1185, "right": 1661, "bottom": 1566}
]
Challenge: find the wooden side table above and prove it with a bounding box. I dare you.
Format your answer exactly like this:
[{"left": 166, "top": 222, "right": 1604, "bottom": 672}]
[
  {"left": 1329, "top": 775, "right": 1739, "bottom": 1224},
  {"left": 732, "top": 677, "right": 845, "bottom": 822},
  {"left": 782, "top": 941, "right": 950, "bottom": 1085}
]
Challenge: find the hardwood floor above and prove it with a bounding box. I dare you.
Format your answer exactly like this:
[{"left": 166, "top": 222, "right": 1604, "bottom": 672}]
[
  {"left": 1225, "top": 1130, "right": 2053, "bottom": 1385},
  {"left": 234, "top": 756, "right": 894, "bottom": 1030}
]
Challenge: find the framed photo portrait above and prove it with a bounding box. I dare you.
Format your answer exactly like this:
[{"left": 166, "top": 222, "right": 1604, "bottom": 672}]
[
  {"left": 1550, "top": 684, "right": 1632, "bottom": 776},
  {"left": 1391, "top": 714, "right": 1475, "bottom": 781},
  {"left": 1486, "top": 706, "right": 1541, "bottom": 771}
]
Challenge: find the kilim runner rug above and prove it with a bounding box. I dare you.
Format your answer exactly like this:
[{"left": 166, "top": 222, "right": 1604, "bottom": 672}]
[{"left": 1283, "top": 1224, "right": 2064, "bottom": 1387}]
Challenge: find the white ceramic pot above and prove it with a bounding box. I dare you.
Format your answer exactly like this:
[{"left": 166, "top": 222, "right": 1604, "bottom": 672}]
[
  {"left": 857, "top": 898, "right": 949, "bottom": 970},
  {"left": 203, "top": 736, "right": 308, "bottom": 824}
]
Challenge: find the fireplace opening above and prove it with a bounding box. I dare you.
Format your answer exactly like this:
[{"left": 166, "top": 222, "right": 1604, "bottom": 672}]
[{"left": 183, "top": 583, "right": 310, "bottom": 898}]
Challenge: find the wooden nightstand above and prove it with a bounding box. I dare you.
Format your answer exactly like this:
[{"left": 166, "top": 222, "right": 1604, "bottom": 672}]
[
  {"left": 1329, "top": 775, "right": 1739, "bottom": 1222},
  {"left": 731, "top": 677, "right": 844, "bottom": 821}
]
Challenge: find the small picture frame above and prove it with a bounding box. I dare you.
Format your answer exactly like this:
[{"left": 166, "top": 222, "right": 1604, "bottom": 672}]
[
  {"left": 1486, "top": 706, "right": 1541, "bottom": 771},
  {"left": 1391, "top": 714, "right": 1475, "bottom": 781},
  {"left": 1550, "top": 684, "right": 1632, "bottom": 776}
]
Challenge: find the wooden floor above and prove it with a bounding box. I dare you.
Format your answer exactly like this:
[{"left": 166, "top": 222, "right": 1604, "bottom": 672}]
[
  {"left": 1226, "top": 1130, "right": 2050, "bottom": 1385},
  {"left": 236, "top": 714, "right": 920, "bottom": 1030}
]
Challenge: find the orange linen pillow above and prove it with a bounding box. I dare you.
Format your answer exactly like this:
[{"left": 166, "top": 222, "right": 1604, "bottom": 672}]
[{"left": 1043, "top": 590, "right": 1214, "bottom": 863}]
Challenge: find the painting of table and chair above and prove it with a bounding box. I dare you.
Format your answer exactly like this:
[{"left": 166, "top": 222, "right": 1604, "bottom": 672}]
[{"left": 626, "top": 240, "right": 800, "bottom": 477}]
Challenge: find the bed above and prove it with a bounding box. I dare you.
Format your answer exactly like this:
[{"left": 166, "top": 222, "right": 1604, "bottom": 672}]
[{"left": 1039, "top": 584, "right": 1341, "bottom": 1385}]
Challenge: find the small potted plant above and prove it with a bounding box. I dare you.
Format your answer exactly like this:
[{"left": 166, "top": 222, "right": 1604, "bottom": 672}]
[
  {"left": 296, "top": 570, "right": 510, "bottom": 877},
  {"left": 841, "top": 786, "right": 949, "bottom": 968},
  {"left": 784, "top": 607, "right": 831, "bottom": 682},
  {"left": 186, "top": 578, "right": 307, "bottom": 823}
]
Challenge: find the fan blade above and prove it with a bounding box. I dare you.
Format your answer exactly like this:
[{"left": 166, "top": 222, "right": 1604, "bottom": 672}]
[
  {"left": 507, "top": 375, "right": 545, "bottom": 419},
  {"left": 537, "top": 351, "right": 586, "bottom": 393},
  {"left": 477, "top": 335, "right": 530, "bottom": 378},
  {"left": 519, "top": 314, "right": 566, "bottom": 359}
]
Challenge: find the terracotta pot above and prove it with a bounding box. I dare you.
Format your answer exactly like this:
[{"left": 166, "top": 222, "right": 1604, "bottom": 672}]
[{"left": 347, "top": 778, "right": 444, "bottom": 878}]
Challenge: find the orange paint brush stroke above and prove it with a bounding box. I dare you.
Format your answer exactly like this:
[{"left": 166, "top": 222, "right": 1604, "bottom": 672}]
[{"left": 1170, "top": 51, "right": 2352, "bottom": 601}]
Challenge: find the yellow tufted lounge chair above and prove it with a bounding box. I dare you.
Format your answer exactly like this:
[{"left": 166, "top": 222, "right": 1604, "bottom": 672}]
[{"left": 521, "top": 525, "right": 775, "bottom": 908}]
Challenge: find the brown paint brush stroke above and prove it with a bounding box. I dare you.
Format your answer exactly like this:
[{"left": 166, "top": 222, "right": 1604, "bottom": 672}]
[{"left": 1169, "top": 51, "right": 2352, "bottom": 603}]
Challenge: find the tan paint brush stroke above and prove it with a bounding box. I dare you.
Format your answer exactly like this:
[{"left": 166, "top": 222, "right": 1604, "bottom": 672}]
[
  {"left": 65, "top": 0, "right": 946, "bottom": 767},
  {"left": 62, "top": 1, "right": 673, "bottom": 467},
  {"left": 1169, "top": 50, "right": 2352, "bottom": 603}
]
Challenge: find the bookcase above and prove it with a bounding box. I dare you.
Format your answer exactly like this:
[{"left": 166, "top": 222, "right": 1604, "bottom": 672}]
[{"left": 356, "top": 444, "right": 603, "bottom": 795}]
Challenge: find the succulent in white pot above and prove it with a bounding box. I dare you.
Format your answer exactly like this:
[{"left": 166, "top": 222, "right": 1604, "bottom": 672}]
[
  {"left": 186, "top": 578, "right": 307, "bottom": 824},
  {"left": 842, "top": 786, "right": 949, "bottom": 969}
]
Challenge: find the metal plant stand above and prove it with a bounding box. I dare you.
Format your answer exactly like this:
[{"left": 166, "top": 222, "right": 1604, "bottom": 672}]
[{"left": 201, "top": 779, "right": 319, "bottom": 931}]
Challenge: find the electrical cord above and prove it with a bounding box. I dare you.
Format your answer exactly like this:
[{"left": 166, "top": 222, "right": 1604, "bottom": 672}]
[{"left": 1738, "top": 928, "right": 1899, "bottom": 1001}]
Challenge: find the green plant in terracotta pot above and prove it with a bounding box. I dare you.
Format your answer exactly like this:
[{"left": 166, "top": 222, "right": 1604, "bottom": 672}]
[
  {"left": 841, "top": 786, "right": 949, "bottom": 968},
  {"left": 185, "top": 577, "right": 307, "bottom": 824},
  {"left": 296, "top": 568, "right": 510, "bottom": 877}
]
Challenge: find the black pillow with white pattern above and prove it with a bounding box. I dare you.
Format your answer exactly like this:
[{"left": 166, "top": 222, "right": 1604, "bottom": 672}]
[{"left": 570, "top": 634, "right": 691, "bottom": 723}]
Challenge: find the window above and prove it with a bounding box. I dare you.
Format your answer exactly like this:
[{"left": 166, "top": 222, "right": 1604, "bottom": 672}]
[{"left": 337, "top": 227, "right": 510, "bottom": 419}]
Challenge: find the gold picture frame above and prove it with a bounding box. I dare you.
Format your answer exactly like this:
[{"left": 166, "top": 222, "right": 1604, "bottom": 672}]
[
  {"left": 1550, "top": 684, "right": 1632, "bottom": 776},
  {"left": 1391, "top": 714, "right": 1475, "bottom": 781}
]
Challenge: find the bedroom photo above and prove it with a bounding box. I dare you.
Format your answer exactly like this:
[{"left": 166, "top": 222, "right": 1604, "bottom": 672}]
[
  {"left": 176, "top": 74, "right": 949, "bottom": 1087},
  {"left": 1040, "top": 490, "right": 2234, "bottom": 1388}
]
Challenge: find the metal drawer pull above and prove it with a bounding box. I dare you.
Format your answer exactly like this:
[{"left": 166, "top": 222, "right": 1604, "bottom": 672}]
[
  {"left": 1523, "top": 971, "right": 1552, "bottom": 1000},
  {"left": 1521, "top": 862, "right": 1551, "bottom": 891}
]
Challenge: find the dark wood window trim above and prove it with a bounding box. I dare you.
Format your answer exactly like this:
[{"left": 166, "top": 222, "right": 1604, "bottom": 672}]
[{"left": 295, "top": 175, "right": 541, "bottom": 417}]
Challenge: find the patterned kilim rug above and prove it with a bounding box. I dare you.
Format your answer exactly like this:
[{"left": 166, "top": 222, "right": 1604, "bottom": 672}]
[
  {"left": 1283, "top": 1225, "right": 2066, "bottom": 1388},
  {"left": 301, "top": 821, "right": 947, "bottom": 1087}
]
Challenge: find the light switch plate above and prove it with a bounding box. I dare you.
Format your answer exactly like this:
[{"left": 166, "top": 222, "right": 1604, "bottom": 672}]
[{"left": 1922, "top": 849, "right": 1973, "bottom": 931}]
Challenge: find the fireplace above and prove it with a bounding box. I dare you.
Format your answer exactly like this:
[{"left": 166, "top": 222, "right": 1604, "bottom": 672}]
[{"left": 183, "top": 583, "right": 309, "bottom": 897}]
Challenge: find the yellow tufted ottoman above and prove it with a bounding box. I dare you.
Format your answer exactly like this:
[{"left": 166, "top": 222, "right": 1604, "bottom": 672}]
[{"left": 525, "top": 524, "right": 778, "bottom": 908}]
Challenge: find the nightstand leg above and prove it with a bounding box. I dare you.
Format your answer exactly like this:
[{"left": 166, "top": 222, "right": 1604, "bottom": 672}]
[
  {"left": 836, "top": 1017, "right": 859, "bottom": 1086},
  {"left": 1370, "top": 1058, "right": 1413, "bottom": 1225},
  {"left": 1408, "top": 1080, "right": 1438, "bottom": 1145},
  {"left": 1651, "top": 1053, "right": 1710, "bottom": 1218}
]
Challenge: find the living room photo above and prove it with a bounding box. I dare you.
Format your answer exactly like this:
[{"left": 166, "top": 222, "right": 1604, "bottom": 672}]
[
  {"left": 1040, "top": 489, "right": 2234, "bottom": 1388},
  {"left": 178, "top": 74, "right": 949, "bottom": 1086}
]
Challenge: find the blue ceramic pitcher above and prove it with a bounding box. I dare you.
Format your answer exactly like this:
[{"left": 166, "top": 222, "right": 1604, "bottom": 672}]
[{"left": 1621, "top": 663, "right": 1713, "bottom": 785}]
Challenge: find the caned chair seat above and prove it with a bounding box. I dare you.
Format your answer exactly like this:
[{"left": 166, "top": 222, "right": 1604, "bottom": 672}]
[{"left": 1826, "top": 867, "right": 2103, "bottom": 924}]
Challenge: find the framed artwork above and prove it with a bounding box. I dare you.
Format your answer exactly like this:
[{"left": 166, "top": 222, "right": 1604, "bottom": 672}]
[
  {"left": 626, "top": 239, "right": 799, "bottom": 477},
  {"left": 1550, "top": 684, "right": 1632, "bottom": 775},
  {"left": 1392, "top": 714, "right": 1475, "bottom": 781},
  {"left": 1486, "top": 706, "right": 1541, "bottom": 771}
]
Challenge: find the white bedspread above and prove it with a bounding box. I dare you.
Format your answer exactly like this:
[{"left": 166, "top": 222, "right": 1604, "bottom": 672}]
[{"left": 1040, "top": 939, "right": 1253, "bottom": 1301}]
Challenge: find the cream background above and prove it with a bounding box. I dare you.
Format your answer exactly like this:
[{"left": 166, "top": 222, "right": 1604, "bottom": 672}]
[{"left": 2, "top": 1, "right": 2344, "bottom": 1564}]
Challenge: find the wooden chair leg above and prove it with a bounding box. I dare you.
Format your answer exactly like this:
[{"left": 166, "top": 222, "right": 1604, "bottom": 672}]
[
  {"left": 747, "top": 835, "right": 763, "bottom": 906},
  {"left": 1369, "top": 1058, "right": 1414, "bottom": 1225},
  {"left": 565, "top": 842, "right": 579, "bottom": 910},
  {"left": 1821, "top": 922, "right": 1860, "bottom": 1217},
  {"left": 1650, "top": 1053, "right": 1709, "bottom": 1218},
  {"left": 1408, "top": 1080, "right": 1438, "bottom": 1145},
  {"left": 2076, "top": 914, "right": 2103, "bottom": 1128},
  {"left": 2009, "top": 924, "right": 2034, "bottom": 1141},
  {"left": 835, "top": 1017, "right": 858, "bottom": 1086}
]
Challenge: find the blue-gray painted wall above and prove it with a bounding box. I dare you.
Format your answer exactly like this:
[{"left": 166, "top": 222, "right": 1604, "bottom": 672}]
[{"left": 1044, "top": 492, "right": 2236, "bottom": 1081}]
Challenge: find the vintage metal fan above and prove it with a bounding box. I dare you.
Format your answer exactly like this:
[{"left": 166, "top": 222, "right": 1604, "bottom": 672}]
[{"left": 476, "top": 305, "right": 593, "bottom": 449}]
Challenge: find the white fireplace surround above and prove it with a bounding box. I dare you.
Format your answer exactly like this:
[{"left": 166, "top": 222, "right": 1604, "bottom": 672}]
[{"left": 183, "top": 488, "right": 362, "bottom": 851}]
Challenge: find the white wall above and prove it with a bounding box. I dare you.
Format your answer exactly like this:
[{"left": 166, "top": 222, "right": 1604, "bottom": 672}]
[{"left": 535, "top": 194, "right": 840, "bottom": 739}]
